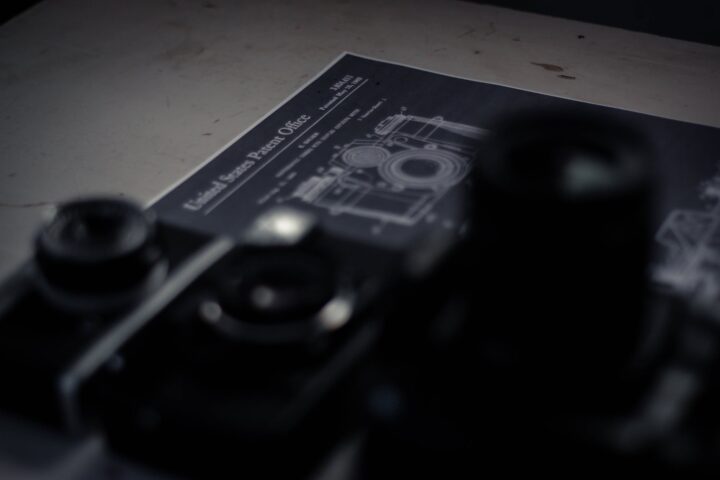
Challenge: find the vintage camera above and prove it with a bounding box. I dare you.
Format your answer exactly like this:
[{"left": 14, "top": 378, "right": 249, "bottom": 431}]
[
  {"left": 81, "top": 205, "right": 413, "bottom": 478},
  {"left": 0, "top": 112, "right": 719, "bottom": 479},
  {"left": 0, "top": 190, "right": 442, "bottom": 478}
]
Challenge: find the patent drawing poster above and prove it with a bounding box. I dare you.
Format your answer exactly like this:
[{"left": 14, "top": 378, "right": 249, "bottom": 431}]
[{"left": 152, "top": 52, "right": 720, "bottom": 299}]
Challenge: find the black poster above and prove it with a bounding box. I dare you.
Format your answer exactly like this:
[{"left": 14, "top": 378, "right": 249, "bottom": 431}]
[{"left": 152, "top": 53, "right": 720, "bottom": 301}]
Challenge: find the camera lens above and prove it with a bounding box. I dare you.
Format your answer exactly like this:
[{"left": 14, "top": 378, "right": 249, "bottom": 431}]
[
  {"left": 220, "top": 252, "right": 336, "bottom": 323},
  {"left": 34, "top": 197, "right": 165, "bottom": 311},
  {"left": 480, "top": 116, "right": 648, "bottom": 200},
  {"left": 199, "top": 250, "right": 353, "bottom": 346},
  {"left": 471, "top": 112, "right": 653, "bottom": 381}
]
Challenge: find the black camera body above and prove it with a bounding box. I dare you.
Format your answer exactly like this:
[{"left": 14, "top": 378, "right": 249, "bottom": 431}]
[
  {"left": 0, "top": 193, "right": 438, "bottom": 478},
  {"left": 1, "top": 112, "right": 720, "bottom": 479},
  {"left": 0, "top": 203, "right": 208, "bottom": 430},
  {"left": 84, "top": 207, "right": 408, "bottom": 478}
]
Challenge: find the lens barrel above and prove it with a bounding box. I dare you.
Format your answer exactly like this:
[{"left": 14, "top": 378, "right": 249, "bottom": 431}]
[{"left": 34, "top": 197, "right": 165, "bottom": 312}]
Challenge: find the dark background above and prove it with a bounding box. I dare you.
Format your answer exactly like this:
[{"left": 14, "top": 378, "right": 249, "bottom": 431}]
[
  {"left": 2, "top": 1, "right": 718, "bottom": 45},
  {"left": 477, "top": 0, "right": 720, "bottom": 46},
  {"left": 1, "top": 0, "right": 41, "bottom": 25}
]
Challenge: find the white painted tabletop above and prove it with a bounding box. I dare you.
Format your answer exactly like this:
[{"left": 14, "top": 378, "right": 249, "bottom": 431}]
[{"left": 0, "top": 0, "right": 719, "bottom": 279}]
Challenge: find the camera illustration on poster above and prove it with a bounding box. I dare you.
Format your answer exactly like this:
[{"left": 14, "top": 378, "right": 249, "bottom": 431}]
[{"left": 287, "top": 112, "right": 485, "bottom": 226}]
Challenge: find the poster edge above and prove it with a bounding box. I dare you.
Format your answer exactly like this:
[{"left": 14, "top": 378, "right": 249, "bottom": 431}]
[
  {"left": 146, "top": 51, "right": 353, "bottom": 208},
  {"left": 344, "top": 51, "right": 717, "bottom": 130}
]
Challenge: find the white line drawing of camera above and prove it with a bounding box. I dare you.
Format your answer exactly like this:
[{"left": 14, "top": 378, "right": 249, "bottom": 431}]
[
  {"left": 655, "top": 174, "right": 720, "bottom": 303},
  {"left": 291, "top": 113, "right": 487, "bottom": 226}
]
